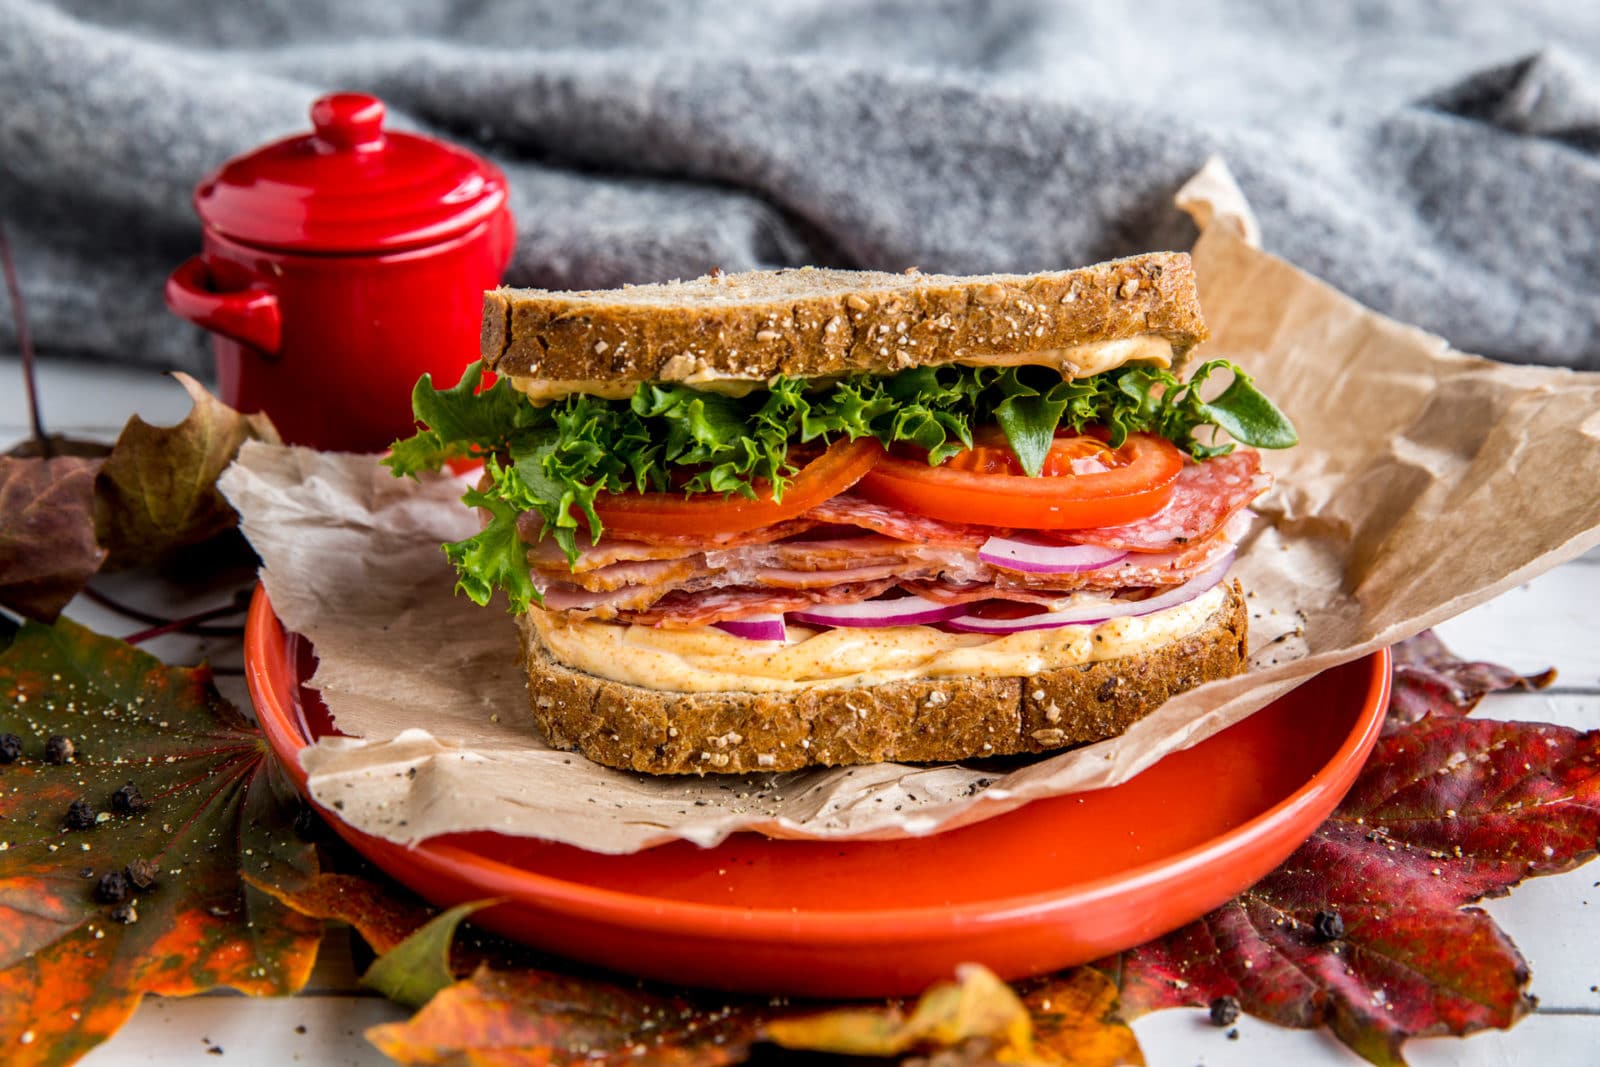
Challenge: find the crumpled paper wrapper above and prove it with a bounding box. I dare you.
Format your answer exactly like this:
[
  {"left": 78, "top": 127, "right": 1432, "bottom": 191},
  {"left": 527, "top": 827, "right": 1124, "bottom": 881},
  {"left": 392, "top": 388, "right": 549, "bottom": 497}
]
[{"left": 219, "top": 159, "right": 1600, "bottom": 855}]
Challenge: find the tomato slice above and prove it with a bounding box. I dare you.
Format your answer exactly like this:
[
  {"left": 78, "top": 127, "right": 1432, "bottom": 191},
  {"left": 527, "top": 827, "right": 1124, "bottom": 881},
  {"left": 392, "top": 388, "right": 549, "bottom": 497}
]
[
  {"left": 592, "top": 437, "right": 884, "bottom": 538},
  {"left": 856, "top": 429, "right": 1182, "bottom": 529}
]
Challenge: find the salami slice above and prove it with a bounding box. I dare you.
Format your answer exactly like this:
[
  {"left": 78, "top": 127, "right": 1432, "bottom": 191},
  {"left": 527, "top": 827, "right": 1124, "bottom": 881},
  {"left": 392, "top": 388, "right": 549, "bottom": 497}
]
[
  {"left": 1069, "top": 450, "right": 1271, "bottom": 552},
  {"left": 805, "top": 495, "right": 993, "bottom": 546}
]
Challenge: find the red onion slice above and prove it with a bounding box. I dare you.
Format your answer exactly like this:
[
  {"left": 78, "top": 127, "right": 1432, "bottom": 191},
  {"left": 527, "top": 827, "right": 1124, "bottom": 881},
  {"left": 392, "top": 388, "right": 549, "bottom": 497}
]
[
  {"left": 945, "top": 552, "right": 1236, "bottom": 634},
  {"left": 791, "top": 595, "right": 967, "bottom": 628},
  {"left": 713, "top": 614, "right": 787, "bottom": 642},
  {"left": 977, "top": 536, "right": 1129, "bottom": 573}
]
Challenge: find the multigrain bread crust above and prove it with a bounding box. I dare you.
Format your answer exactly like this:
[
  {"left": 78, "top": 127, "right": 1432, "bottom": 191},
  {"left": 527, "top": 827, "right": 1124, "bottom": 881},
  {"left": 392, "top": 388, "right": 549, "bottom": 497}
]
[
  {"left": 484, "top": 253, "right": 1206, "bottom": 382},
  {"left": 515, "top": 582, "right": 1248, "bottom": 775}
]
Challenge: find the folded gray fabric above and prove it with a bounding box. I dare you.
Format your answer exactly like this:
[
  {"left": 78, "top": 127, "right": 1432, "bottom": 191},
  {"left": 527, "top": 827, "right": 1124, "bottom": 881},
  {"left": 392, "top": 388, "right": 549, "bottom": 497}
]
[{"left": 1, "top": 0, "right": 1597, "bottom": 372}]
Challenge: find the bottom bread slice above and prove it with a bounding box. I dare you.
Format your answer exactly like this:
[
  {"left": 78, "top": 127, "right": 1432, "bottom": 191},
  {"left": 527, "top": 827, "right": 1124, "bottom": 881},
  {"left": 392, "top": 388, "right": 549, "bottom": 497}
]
[{"left": 515, "top": 581, "right": 1248, "bottom": 775}]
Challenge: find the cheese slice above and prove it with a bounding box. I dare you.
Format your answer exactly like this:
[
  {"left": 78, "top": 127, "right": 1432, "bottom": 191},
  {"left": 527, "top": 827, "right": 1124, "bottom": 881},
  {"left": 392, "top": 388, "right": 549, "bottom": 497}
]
[
  {"left": 524, "top": 585, "right": 1224, "bottom": 694},
  {"left": 505, "top": 334, "right": 1174, "bottom": 404}
]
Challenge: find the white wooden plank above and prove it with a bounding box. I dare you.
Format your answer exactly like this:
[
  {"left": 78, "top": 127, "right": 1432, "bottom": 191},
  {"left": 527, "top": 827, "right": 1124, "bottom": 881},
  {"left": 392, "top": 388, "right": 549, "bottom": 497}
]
[
  {"left": 75, "top": 994, "right": 404, "bottom": 1067},
  {"left": 1134, "top": 1007, "right": 1600, "bottom": 1066},
  {"left": 1482, "top": 866, "right": 1600, "bottom": 1014},
  {"left": 0, "top": 356, "right": 194, "bottom": 437},
  {"left": 1473, "top": 692, "right": 1600, "bottom": 732},
  {"left": 1433, "top": 565, "right": 1600, "bottom": 687}
]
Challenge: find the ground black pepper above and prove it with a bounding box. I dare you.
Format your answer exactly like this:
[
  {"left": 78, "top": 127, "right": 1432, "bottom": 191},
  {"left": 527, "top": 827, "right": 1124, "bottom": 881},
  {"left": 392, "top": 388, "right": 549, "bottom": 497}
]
[
  {"left": 1208, "top": 995, "right": 1240, "bottom": 1027},
  {"left": 111, "top": 781, "right": 148, "bottom": 815},
  {"left": 96, "top": 871, "right": 129, "bottom": 904},
  {"left": 44, "top": 735, "right": 74, "bottom": 764},
  {"left": 1313, "top": 909, "right": 1346, "bottom": 941},
  {"left": 65, "top": 798, "right": 96, "bottom": 830},
  {"left": 0, "top": 733, "right": 22, "bottom": 763},
  {"left": 125, "top": 857, "right": 159, "bottom": 891}
]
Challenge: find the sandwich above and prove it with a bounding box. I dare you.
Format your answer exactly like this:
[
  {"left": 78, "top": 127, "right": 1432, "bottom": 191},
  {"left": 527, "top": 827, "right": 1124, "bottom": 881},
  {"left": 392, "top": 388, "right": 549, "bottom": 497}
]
[{"left": 387, "top": 253, "right": 1296, "bottom": 774}]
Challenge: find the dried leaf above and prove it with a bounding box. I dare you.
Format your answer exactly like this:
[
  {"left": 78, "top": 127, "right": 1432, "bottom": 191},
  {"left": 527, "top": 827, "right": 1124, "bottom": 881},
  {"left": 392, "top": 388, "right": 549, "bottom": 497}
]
[
  {"left": 366, "top": 965, "right": 763, "bottom": 1066},
  {"left": 93, "top": 373, "right": 279, "bottom": 569},
  {"left": 764, "top": 965, "right": 1038, "bottom": 1062},
  {"left": 361, "top": 901, "right": 498, "bottom": 1010},
  {"left": 1387, "top": 629, "right": 1556, "bottom": 730},
  {"left": 0, "top": 618, "right": 322, "bottom": 1066},
  {"left": 0, "top": 457, "right": 108, "bottom": 622},
  {"left": 1022, "top": 970, "right": 1145, "bottom": 1067},
  {"left": 5, "top": 437, "right": 114, "bottom": 461},
  {"left": 1107, "top": 636, "right": 1593, "bottom": 1066},
  {"left": 249, "top": 870, "right": 436, "bottom": 955}
]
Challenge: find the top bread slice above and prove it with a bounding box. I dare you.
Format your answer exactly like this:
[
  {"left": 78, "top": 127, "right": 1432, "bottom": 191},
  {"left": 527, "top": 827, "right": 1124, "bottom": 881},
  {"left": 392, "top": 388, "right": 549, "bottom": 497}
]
[{"left": 482, "top": 252, "right": 1206, "bottom": 382}]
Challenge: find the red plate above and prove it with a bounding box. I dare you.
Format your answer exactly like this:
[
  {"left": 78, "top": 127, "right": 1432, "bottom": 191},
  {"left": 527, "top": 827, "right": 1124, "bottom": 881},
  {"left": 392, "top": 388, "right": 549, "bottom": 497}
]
[{"left": 246, "top": 586, "right": 1389, "bottom": 997}]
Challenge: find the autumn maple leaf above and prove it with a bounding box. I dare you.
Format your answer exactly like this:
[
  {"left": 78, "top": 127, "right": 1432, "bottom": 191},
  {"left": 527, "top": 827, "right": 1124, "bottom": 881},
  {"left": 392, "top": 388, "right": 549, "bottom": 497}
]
[{"left": 0, "top": 618, "right": 322, "bottom": 1066}]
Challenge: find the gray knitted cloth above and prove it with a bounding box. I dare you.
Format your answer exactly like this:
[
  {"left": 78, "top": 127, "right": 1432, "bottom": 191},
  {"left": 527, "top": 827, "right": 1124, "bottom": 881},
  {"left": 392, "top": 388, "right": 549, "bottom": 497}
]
[{"left": 2, "top": 0, "right": 1598, "bottom": 372}]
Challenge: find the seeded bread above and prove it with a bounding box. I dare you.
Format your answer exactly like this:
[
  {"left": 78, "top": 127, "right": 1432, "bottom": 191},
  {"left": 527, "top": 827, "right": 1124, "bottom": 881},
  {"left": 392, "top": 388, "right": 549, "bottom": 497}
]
[
  {"left": 514, "top": 582, "right": 1247, "bottom": 775},
  {"left": 483, "top": 253, "right": 1206, "bottom": 383}
]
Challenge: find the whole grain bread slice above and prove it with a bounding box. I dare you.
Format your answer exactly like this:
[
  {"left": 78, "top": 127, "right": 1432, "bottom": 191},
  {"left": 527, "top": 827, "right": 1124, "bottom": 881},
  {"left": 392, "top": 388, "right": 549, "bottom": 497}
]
[
  {"left": 484, "top": 252, "right": 1205, "bottom": 383},
  {"left": 514, "top": 581, "right": 1247, "bottom": 775}
]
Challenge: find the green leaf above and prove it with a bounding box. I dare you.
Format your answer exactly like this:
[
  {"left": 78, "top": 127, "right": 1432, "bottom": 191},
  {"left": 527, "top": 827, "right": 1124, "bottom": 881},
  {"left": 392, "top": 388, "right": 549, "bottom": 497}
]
[
  {"left": 386, "top": 363, "right": 550, "bottom": 476},
  {"left": 1194, "top": 364, "right": 1300, "bottom": 450},
  {"left": 441, "top": 478, "right": 541, "bottom": 612},
  {"left": 360, "top": 900, "right": 498, "bottom": 1010},
  {"left": 994, "top": 386, "right": 1072, "bottom": 478}
]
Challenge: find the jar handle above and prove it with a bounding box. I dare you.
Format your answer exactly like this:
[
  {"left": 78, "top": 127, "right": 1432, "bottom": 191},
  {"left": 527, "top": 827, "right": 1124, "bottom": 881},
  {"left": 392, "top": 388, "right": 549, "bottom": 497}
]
[{"left": 164, "top": 256, "right": 281, "bottom": 356}]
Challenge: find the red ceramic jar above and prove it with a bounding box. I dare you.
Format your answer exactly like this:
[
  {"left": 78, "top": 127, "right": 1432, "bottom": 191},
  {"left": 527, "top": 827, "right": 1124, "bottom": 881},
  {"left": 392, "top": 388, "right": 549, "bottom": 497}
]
[{"left": 165, "top": 92, "right": 514, "bottom": 452}]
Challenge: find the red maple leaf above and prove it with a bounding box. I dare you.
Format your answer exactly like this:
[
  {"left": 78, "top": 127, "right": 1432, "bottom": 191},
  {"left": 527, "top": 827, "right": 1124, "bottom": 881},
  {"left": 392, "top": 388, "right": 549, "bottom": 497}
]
[{"left": 1105, "top": 633, "right": 1591, "bottom": 1066}]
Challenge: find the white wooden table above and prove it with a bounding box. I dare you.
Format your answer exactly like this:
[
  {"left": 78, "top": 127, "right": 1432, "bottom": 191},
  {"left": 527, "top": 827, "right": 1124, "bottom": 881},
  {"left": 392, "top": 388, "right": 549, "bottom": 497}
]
[{"left": 4, "top": 356, "right": 1597, "bottom": 1066}]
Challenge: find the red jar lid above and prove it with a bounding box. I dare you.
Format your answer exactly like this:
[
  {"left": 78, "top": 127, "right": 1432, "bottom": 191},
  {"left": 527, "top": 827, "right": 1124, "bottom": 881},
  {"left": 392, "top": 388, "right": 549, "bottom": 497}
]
[{"left": 194, "top": 93, "right": 509, "bottom": 254}]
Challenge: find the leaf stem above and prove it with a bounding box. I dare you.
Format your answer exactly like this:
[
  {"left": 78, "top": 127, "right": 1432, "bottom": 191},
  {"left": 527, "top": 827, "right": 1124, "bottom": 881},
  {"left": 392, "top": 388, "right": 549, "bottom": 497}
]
[
  {"left": 123, "top": 589, "right": 252, "bottom": 646},
  {"left": 0, "top": 223, "right": 50, "bottom": 457}
]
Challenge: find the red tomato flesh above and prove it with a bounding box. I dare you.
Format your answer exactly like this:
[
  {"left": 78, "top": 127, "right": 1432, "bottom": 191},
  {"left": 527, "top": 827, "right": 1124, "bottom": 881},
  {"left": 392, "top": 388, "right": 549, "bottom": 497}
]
[
  {"left": 592, "top": 437, "right": 884, "bottom": 538},
  {"left": 856, "top": 430, "right": 1182, "bottom": 529}
]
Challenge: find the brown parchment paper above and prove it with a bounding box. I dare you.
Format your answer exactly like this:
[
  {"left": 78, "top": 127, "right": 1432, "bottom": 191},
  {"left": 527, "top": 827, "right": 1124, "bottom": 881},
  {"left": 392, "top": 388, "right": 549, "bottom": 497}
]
[{"left": 219, "top": 159, "right": 1600, "bottom": 855}]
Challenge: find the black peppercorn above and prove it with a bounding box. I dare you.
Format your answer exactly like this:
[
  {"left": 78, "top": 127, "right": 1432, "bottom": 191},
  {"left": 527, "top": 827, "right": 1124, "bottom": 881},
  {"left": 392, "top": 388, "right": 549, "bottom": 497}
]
[
  {"left": 96, "top": 870, "right": 129, "bottom": 904},
  {"left": 109, "top": 903, "right": 137, "bottom": 925},
  {"left": 44, "top": 735, "right": 74, "bottom": 764},
  {"left": 65, "top": 798, "right": 97, "bottom": 831},
  {"left": 1313, "top": 909, "right": 1345, "bottom": 941},
  {"left": 111, "top": 782, "right": 148, "bottom": 815},
  {"left": 125, "top": 857, "right": 159, "bottom": 891},
  {"left": 1208, "top": 995, "right": 1240, "bottom": 1027},
  {"left": 0, "top": 733, "right": 22, "bottom": 764}
]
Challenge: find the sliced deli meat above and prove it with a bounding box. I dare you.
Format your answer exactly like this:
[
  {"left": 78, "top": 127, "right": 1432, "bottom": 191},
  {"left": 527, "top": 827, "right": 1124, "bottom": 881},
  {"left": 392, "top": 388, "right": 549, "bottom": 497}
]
[
  {"left": 519, "top": 448, "right": 1270, "bottom": 625},
  {"left": 1067, "top": 450, "right": 1271, "bottom": 552},
  {"left": 805, "top": 495, "right": 992, "bottom": 547}
]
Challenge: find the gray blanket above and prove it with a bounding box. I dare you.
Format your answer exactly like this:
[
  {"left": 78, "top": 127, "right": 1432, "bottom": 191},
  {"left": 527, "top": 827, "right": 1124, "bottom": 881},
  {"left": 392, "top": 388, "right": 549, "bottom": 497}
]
[{"left": 2, "top": 0, "right": 1598, "bottom": 372}]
